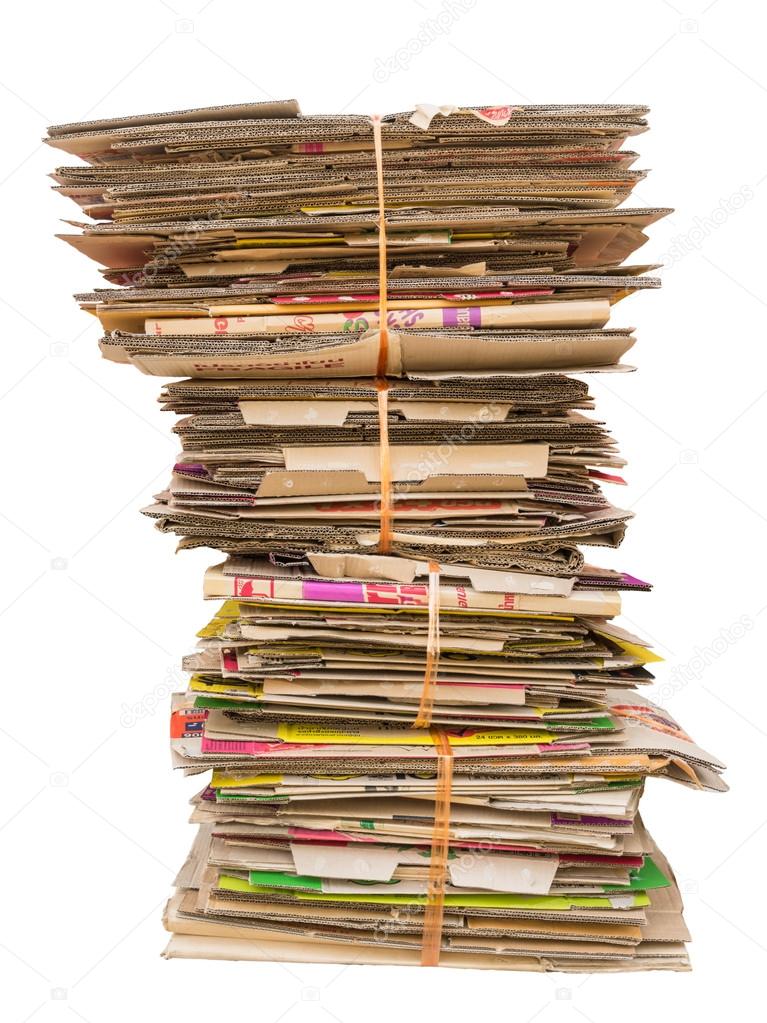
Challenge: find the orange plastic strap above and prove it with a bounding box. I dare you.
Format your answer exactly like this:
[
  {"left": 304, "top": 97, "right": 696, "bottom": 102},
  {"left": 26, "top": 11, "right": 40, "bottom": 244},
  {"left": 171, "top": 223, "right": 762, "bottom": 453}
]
[
  {"left": 372, "top": 113, "right": 447, "bottom": 965},
  {"left": 420, "top": 728, "right": 453, "bottom": 967},
  {"left": 375, "top": 379, "right": 393, "bottom": 553},
  {"left": 413, "top": 560, "right": 441, "bottom": 729},
  {"left": 371, "top": 114, "right": 392, "bottom": 552}
]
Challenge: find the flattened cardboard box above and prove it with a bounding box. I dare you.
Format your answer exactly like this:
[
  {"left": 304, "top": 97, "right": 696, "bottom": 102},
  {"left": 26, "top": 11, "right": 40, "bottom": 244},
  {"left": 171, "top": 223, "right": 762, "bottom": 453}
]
[{"left": 99, "top": 325, "right": 635, "bottom": 378}]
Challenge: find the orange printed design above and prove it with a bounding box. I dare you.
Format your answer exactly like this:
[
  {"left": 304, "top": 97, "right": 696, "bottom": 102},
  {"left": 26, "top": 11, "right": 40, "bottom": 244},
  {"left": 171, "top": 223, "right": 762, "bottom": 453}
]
[{"left": 611, "top": 704, "right": 693, "bottom": 742}]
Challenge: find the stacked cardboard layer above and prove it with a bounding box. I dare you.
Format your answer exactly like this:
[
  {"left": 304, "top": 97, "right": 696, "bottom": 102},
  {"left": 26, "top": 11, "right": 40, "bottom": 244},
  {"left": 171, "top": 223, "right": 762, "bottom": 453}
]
[{"left": 48, "top": 99, "right": 725, "bottom": 971}]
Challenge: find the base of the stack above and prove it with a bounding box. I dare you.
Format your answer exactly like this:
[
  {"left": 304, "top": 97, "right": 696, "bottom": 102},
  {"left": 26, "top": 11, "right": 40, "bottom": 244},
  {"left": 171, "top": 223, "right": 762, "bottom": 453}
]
[
  {"left": 162, "top": 835, "right": 691, "bottom": 972},
  {"left": 162, "top": 931, "right": 689, "bottom": 972}
]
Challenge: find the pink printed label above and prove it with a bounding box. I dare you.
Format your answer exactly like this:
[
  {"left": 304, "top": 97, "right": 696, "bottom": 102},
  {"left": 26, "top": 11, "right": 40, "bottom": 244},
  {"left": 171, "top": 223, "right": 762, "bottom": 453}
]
[{"left": 474, "top": 105, "right": 520, "bottom": 125}]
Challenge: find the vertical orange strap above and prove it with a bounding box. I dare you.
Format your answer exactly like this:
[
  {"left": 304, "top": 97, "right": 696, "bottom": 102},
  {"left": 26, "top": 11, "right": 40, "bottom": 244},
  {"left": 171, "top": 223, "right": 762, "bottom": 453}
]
[
  {"left": 413, "top": 560, "right": 441, "bottom": 729},
  {"left": 420, "top": 728, "right": 453, "bottom": 967},
  {"left": 371, "top": 114, "right": 392, "bottom": 553},
  {"left": 375, "top": 379, "right": 393, "bottom": 554},
  {"left": 371, "top": 113, "right": 448, "bottom": 968}
]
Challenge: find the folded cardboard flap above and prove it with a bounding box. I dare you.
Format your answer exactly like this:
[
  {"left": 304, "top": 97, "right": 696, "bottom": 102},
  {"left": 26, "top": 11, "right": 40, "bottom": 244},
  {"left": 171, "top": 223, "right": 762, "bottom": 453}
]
[
  {"left": 288, "top": 841, "right": 559, "bottom": 894},
  {"left": 283, "top": 442, "right": 549, "bottom": 483},
  {"left": 449, "top": 854, "right": 559, "bottom": 896},
  {"left": 252, "top": 471, "right": 530, "bottom": 499},
  {"left": 238, "top": 399, "right": 514, "bottom": 427},
  {"left": 305, "top": 551, "right": 576, "bottom": 596},
  {"left": 204, "top": 559, "right": 616, "bottom": 612},
  {"left": 307, "top": 551, "right": 424, "bottom": 583},
  {"left": 59, "top": 232, "right": 158, "bottom": 269}
]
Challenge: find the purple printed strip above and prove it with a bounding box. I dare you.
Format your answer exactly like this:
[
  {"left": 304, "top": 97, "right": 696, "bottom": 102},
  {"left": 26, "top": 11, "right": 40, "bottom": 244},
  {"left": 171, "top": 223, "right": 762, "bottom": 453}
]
[{"left": 442, "top": 306, "right": 482, "bottom": 328}]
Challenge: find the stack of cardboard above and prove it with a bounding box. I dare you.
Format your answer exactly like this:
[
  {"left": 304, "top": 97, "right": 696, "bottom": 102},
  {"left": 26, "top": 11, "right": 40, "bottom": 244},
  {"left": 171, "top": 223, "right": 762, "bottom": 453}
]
[{"left": 48, "top": 99, "right": 725, "bottom": 972}]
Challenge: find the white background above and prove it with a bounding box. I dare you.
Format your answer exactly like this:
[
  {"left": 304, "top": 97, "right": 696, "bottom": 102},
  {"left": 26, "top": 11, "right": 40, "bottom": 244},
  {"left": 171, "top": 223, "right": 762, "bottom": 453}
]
[{"left": 0, "top": 0, "right": 764, "bottom": 1018}]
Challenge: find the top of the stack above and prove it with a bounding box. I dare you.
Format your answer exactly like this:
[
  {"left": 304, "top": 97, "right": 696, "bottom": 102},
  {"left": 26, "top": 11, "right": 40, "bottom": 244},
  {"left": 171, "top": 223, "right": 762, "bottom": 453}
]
[
  {"left": 46, "top": 98, "right": 302, "bottom": 136},
  {"left": 45, "top": 99, "right": 650, "bottom": 157}
]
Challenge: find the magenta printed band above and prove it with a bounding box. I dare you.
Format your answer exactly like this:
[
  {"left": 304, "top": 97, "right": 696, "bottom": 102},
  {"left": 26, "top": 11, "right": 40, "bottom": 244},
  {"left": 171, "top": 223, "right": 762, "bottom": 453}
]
[{"left": 303, "top": 580, "right": 367, "bottom": 602}]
